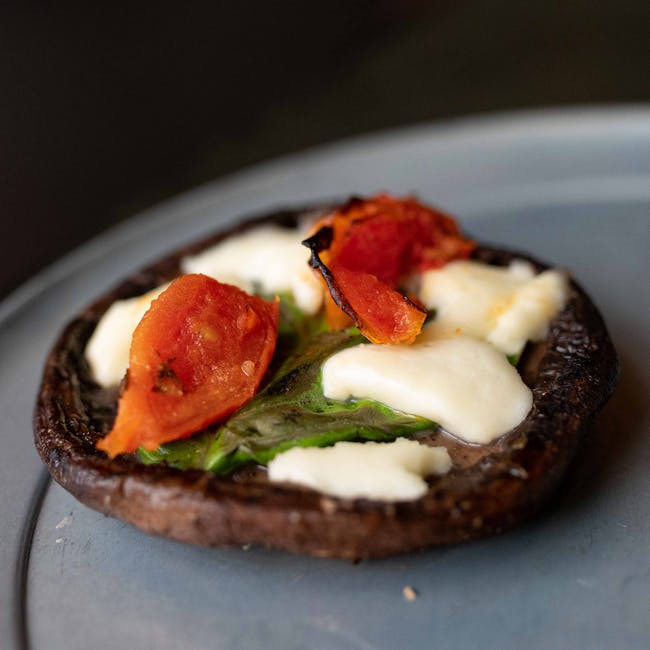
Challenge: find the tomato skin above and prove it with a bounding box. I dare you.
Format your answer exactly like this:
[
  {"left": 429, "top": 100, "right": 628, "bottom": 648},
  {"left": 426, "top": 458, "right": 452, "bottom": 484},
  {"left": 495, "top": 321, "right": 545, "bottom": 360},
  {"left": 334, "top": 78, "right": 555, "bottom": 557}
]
[
  {"left": 305, "top": 195, "right": 474, "bottom": 343},
  {"left": 322, "top": 195, "right": 474, "bottom": 276},
  {"left": 97, "top": 274, "right": 279, "bottom": 457},
  {"left": 330, "top": 263, "right": 426, "bottom": 344},
  {"left": 333, "top": 215, "right": 410, "bottom": 285}
]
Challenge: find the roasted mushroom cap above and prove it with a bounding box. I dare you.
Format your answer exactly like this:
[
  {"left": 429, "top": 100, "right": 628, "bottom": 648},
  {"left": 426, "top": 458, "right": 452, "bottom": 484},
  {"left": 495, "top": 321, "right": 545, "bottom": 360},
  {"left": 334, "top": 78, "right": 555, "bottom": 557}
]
[{"left": 34, "top": 207, "right": 618, "bottom": 559}]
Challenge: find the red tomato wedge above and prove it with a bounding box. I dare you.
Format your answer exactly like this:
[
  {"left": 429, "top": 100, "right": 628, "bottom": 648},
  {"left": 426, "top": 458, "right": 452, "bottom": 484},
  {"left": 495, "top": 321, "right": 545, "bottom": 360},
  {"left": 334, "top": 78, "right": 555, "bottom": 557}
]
[
  {"left": 96, "top": 274, "right": 279, "bottom": 458},
  {"left": 329, "top": 263, "right": 426, "bottom": 344},
  {"left": 322, "top": 194, "right": 475, "bottom": 276},
  {"left": 303, "top": 195, "right": 474, "bottom": 344}
]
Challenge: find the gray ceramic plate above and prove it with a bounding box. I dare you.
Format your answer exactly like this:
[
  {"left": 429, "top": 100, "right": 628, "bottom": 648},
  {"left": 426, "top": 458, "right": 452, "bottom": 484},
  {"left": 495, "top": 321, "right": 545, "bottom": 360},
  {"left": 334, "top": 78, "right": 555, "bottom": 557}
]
[{"left": 2, "top": 107, "right": 649, "bottom": 650}]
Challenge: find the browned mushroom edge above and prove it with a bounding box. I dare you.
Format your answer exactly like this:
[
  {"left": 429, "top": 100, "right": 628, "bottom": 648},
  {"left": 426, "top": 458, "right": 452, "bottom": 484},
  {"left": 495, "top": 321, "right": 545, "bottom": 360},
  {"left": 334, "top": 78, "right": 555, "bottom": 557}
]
[{"left": 33, "top": 206, "right": 619, "bottom": 559}]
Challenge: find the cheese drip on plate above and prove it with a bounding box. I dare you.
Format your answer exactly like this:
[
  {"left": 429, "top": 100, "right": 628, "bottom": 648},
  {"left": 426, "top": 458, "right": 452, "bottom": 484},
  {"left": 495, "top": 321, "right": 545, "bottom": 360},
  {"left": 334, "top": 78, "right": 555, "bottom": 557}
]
[
  {"left": 181, "top": 225, "right": 323, "bottom": 315},
  {"left": 419, "top": 260, "right": 568, "bottom": 355},
  {"left": 268, "top": 438, "right": 451, "bottom": 501},
  {"left": 321, "top": 336, "right": 533, "bottom": 444}
]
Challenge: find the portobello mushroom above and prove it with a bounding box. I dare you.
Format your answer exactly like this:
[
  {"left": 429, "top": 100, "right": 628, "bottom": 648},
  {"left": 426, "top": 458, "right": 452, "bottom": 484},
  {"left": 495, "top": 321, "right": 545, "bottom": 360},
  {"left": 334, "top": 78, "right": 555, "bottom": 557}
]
[{"left": 34, "top": 205, "right": 619, "bottom": 559}]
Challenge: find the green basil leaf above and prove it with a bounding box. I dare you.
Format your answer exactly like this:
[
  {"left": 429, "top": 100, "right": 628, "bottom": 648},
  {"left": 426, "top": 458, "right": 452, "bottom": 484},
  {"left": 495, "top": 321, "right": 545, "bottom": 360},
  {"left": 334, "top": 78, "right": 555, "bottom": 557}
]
[
  {"left": 272, "top": 292, "right": 328, "bottom": 363},
  {"left": 137, "top": 430, "right": 215, "bottom": 469},
  {"left": 140, "top": 328, "right": 435, "bottom": 474}
]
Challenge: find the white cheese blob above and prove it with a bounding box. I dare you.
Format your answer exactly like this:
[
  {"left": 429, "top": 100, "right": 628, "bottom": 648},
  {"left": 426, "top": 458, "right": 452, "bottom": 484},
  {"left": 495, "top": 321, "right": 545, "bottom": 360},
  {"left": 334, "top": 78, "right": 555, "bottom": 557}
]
[
  {"left": 321, "top": 336, "right": 533, "bottom": 444},
  {"left": 418, "top": 260, "right": 568, "bottom": 355},
  {"left": 268, "top": 438, "right": 451, "bottom": 501},
  {"left": 85, "top": 284, "right": 168, "bottom": 387},
  {"left": 181, "top": 225, "right": 323, "bottom": 314}
]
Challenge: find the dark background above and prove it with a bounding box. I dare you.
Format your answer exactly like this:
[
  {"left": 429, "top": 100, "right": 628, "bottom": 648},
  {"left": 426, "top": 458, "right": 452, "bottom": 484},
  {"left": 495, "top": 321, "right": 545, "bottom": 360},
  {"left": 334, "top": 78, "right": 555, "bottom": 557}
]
[{"left": 2, "top": 0, "right": 648, "bottom": 298}]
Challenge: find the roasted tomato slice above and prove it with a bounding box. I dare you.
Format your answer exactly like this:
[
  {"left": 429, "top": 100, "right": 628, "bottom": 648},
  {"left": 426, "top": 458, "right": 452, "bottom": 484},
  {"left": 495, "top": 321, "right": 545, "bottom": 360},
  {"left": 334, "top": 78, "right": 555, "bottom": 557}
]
[
  {"left": 303, "top": 195, "right": 474, "bottom": 343},
  {"left": 321, "top": 194, "right": 474, "bottom": 275},
  {"left": 327, "top": 262, "right": 426, "bottom": 344},
  {"left": 97, "top": 274, "right": 279, "bottom": 457}
]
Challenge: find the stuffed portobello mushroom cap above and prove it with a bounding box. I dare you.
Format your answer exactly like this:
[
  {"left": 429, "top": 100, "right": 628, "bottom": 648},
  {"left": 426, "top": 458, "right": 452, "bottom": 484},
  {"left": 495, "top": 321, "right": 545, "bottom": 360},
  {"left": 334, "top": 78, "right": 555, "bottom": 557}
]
[{"left": 34, "top": 206, "right": 619, "bottom": 559}]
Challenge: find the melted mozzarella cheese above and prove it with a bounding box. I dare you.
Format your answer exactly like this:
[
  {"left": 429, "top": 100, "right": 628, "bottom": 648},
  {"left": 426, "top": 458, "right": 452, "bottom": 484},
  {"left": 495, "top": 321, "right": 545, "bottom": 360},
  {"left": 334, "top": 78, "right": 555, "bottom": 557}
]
[
  {"left": 321, "top": 336, "right": 533, "bottom": 444},
  {"left": 418, "top": 260, "right": 568, "bottom": 355},
  {"left": 181, "top": 225, "right": 323, "bottom": 314},
  {"left": 87, "top": 225, "right": 324, "bottom": 387},
  {"left": 85, "top": 284, "right": 168, "bottom": 387},
  {"left": 268, "top": 438, "right": 451, "bottom": 501}
]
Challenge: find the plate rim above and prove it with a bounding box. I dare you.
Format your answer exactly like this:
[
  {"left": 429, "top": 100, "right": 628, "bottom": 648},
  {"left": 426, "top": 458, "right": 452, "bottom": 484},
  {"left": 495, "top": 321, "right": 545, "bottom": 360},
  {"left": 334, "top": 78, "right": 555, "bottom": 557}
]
[{"left": 2, "top": 104, "right": 650, "bottom": 331}]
